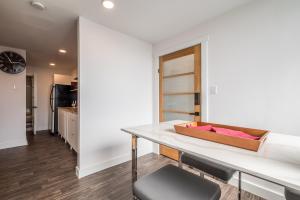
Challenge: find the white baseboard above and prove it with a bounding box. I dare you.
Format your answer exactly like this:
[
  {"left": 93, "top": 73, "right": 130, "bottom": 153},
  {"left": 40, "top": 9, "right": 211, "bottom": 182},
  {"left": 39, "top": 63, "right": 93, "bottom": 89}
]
[
  {"left": 0, "top": 139, "right": 28, "bottom": 150},
  {"left": 76, "top": 150, "right": 151, "bottom": 179},
  {"left": 36, "top": 129, "right": 50, "bottom": 134},
  {"left": 229, "top": 174, "right": 285, "bottom": 200}
]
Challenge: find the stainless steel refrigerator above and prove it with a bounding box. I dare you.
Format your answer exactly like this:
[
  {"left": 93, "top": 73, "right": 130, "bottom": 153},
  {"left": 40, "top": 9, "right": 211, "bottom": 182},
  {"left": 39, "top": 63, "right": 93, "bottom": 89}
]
[{"left": 50, "top": 84, "right": 74, "bottom": 134}]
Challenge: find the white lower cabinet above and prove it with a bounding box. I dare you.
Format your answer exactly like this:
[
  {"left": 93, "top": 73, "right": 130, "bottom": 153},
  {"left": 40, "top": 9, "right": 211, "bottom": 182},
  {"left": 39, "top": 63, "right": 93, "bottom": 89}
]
[
  {"left": 67, "top": 112, "right": 78, "bottom": 152},
  {"left": 58, "top": 108, "right": 78, "bottom": 152},
  {"left": 58, "top": 109, "right": 67, "bottom": 140}
]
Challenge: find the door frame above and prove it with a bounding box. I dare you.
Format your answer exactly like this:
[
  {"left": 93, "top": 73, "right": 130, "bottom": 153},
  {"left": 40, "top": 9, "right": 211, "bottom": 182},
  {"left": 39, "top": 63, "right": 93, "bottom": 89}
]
[
  {"left": 152, "top": 35, "right": 209, "bottom": 154},
  {"left": 27, "top": 72, "right": 38, "bottom": 135},
  {"left": 33, "top": 72, "right": 37, "bottom": 135}
]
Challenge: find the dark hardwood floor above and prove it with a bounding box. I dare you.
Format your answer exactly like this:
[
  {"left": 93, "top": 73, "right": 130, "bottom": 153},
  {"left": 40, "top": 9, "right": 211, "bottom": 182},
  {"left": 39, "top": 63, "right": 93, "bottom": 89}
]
[{"left": 0, "top": 132, "right": 264, "bottom": 200}]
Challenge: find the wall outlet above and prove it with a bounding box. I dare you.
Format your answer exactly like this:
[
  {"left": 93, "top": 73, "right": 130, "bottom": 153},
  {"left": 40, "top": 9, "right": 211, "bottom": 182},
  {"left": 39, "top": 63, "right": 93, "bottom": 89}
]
[{"left": 210, "top": 85, "right": 218, "bottom": 95}]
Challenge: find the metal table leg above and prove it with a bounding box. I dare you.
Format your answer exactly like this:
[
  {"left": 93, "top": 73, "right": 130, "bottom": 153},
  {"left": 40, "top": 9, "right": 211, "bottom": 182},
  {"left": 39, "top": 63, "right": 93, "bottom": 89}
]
[
  {"left": 238, "top": 171, "right": 242, "bottom": 200},
  {"left": 178, "top": 151, "right": 183, "bottom": 168},
  {"left": 132, "top": 135, "right": 138, "bottom": 183}
]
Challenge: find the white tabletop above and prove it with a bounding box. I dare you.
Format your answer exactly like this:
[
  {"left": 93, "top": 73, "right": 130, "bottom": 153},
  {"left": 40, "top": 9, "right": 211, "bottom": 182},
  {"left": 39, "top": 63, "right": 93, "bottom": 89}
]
[{"left": 122, "top": 120, "right": 300, "bottom": 191}]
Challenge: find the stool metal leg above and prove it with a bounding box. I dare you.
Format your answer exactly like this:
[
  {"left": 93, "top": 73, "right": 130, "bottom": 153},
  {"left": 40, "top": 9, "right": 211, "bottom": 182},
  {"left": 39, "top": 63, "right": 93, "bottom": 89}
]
[
  {"left": 200, "top": 172, "right": 205, "bottom": 179},
  {"left": 132, "top": 135, "right": 138, "bottom": 183},
  {"left": 133, "top": 196, "right": 138, "bottom": 200},
  {"left": 238, "top": 171, "right": 242, "bottom": 200},
  {"left": 178, "top": 151, "right": 183, "bottom": 168}
]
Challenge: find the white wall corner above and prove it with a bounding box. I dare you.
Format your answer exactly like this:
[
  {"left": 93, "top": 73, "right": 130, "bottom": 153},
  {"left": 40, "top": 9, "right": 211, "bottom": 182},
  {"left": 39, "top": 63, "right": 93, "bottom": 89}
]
[
  {"left": 153, "top": 34, "right": 209, "bottom": 57},
  {"left": 0, "top": 138, "right": 28, "bottom": 150},
  {"left": 76, "top": 150, "right": 152, "bottom": 179},
  {"left": 77, "top": 153, "right": 131, "bottom": 179}
]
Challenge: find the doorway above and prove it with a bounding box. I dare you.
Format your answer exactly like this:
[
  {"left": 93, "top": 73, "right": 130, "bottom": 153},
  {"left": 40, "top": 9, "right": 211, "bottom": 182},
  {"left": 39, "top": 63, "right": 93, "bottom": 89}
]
[
  {"left": 159, "top": 44, "right": 201, "bottom": 160},
  {"left": 26, "top": 75, "right": 37, "bottom": 135}
]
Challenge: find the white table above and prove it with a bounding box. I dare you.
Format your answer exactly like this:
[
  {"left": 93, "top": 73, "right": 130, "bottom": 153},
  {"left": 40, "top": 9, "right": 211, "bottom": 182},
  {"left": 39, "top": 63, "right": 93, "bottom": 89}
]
[{"left": 121, "top": 120, "right": 300, "bottom": 198}]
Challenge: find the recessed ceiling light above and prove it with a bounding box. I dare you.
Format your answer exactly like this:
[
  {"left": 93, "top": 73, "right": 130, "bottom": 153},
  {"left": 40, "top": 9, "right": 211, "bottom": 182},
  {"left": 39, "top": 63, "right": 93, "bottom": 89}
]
[
  {"left": 49, "top": 62, "right": 56, "bottom": 66},
  {"left": 30, "top": 1, "right": 46, "bottom": 10},
  {"left": 102, "top": 0, "right": 114, "bottom": 9},
  {"left": 58, "top": 49, "right": 67, "bottom": 54}
]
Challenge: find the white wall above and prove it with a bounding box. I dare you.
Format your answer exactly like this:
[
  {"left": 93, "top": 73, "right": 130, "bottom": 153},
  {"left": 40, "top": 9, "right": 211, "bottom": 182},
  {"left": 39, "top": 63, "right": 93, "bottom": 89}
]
[
  {"left": 153, "top": 1, "right": 300, "bottom": 199},
  {"left": 78, "top": 17, "right": 153, "bottom": 178},
  {"left": 0, "top": 45, "right": 27, "bottom": 149},
  {"left": 27, "top": 66, "right": 73, "bottom": 131}
]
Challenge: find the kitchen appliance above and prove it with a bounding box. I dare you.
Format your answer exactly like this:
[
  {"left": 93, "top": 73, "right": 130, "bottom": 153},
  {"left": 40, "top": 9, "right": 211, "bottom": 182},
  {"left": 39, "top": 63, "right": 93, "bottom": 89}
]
[{"left": 50, "top": 84, "right": 76, "bottom": 134}]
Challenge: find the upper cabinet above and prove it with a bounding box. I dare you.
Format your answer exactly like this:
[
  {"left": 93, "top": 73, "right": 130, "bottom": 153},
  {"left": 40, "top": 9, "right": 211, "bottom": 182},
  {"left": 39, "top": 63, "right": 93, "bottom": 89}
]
[
  {"left": 71, "top": 68, "right": 78, "bottom": 82},
  {"left": 54, "top": 74, "right": 73, "bottom": 85}
]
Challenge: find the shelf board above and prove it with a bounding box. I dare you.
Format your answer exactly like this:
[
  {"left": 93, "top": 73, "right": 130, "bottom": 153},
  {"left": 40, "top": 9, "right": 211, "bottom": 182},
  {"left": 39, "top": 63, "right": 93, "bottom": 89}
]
[
  {"left": 163, "top": 72, "right": 194, "bottom": 79},
  {"left": 164, "top": 92, "right": 195, "bottom": 96},
  {"left": 163, "top": 110, "right": 192, "bottom": 115}
]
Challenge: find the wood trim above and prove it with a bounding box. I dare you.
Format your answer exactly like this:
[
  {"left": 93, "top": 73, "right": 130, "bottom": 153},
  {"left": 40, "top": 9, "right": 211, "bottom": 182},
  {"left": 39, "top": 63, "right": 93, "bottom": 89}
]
[
  {"left": 163, "top": 72, "right": 194, "bottom": 79},
  {"left": 194, "top": 44, "right": 201, "bottom": 122},
  {"left": 159, "top": 145, "right": 179, "bottom": 161},
  {"left": 163, "top": 92, "right": 195, "bottom": 96},
  {"left": 159, "top": 56, "right": 164, "bottom": 122},
  {"left": 162, "top": 110, "right": 192, "bottom": 115},
  {"left": 194, "top": 45, "right": 201, "bottom": 92},
  {"left": 161, "top": 46, "right": 195, "bottom": 62},
  {"left": 194, "top": 116, "right": 201, "bottom": 122},
  {"left": 195, "top": 105, "right": 201, "bottom": 112}
]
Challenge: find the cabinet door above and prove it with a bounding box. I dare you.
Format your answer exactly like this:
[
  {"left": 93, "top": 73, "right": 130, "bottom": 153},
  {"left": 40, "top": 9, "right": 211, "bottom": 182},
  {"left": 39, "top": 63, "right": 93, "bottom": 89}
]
[
  {"left": 73, "top": 119, "right": 78, "bottom": 152},
  {"left": 63, "top": 112, "right": 67, "bottom": 139},
  {"left": 58, "top": 110, "right": 63, "bottom": 136},
  {"left": 67, "top": 113, "right": 74, "bottom": 145},
  {"left": 58, "top": 110, "right": 61, "bottom": 134},
  {"left": 67, "top": 113, "right": 78, "bottom": 152},
  {"left": 59, "top": 110, "right": 67, "bottom": 139}
]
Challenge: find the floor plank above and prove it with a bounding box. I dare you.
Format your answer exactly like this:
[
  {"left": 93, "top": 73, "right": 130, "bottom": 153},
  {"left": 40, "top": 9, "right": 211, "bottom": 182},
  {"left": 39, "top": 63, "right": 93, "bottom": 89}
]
[{"left": 0, "top": 132, "right": 264, "bottom": 200}]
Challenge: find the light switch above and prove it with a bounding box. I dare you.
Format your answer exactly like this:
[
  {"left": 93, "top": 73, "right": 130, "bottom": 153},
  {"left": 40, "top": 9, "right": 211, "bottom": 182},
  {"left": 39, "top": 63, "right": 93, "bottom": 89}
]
[{"left": 210, "top": 85, "right": 218, "bottom": 95}]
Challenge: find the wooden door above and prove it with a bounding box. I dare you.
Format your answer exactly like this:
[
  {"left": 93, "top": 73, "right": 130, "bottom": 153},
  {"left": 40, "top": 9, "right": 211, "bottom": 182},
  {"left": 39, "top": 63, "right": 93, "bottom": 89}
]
[{"left": 159, "top": 45, "right": 201, "bottom": 160}]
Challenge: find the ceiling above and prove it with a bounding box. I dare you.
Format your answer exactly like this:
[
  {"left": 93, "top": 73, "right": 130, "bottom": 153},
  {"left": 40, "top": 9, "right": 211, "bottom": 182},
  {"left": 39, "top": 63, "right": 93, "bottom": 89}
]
[{"left": 0, "top": 0, "right": 252, "bottom": 69}]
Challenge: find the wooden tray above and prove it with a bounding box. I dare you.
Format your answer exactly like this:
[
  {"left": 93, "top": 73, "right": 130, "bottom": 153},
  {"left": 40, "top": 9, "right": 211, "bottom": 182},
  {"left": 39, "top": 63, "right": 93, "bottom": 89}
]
[{"left": 174, "top": 122, "right": 269, "bottom": 152}]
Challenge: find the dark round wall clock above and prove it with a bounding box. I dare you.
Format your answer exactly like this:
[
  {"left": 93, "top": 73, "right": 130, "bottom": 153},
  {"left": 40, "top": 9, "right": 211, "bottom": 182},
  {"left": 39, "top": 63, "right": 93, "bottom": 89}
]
[{"left": 0, "top": 51, "right": 26, "bottom": 74}]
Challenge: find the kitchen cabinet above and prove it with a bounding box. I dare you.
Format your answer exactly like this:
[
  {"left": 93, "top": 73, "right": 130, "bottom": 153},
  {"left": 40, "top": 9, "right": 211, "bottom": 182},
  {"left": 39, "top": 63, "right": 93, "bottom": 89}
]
[
  {"left": 53, "top": 74, "right": 72, "bottom": 85},
  {"left": 58, "top": 109, "right": 67, "bottom": 141},
  {"left": 67, "top": 112, "right": 78, "bottom": 152},
  {"left": 57, "top": 108, "right": 78, "bottom": 152}
]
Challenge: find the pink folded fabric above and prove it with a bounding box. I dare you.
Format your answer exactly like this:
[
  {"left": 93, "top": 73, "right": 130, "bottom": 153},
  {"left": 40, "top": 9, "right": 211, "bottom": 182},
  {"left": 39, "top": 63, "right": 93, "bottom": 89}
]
[
  {"left": 190, "top": 125, "right": 213, "bottom": 131},
  {"left": 187, "top": 125, "right": 260, "bottom": 140},
  {"left": 212, "top": 127, "right": 260, "bottom": 140}
]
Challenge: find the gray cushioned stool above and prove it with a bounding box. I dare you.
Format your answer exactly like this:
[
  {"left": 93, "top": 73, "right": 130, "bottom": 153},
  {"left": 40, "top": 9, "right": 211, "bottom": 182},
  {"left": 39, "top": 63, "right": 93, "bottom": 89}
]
[
  {"left": 181, "top": 153, "right": 240, "bottom": 199},
  {"left": 181, "top": 153, "right": 236, "bottom": 182},
  {"left": 133, "top": 164, "right": 221, "bottom": 200},
  {"left": 285, "top": 187, "right": 300, "bottom": 200}
]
